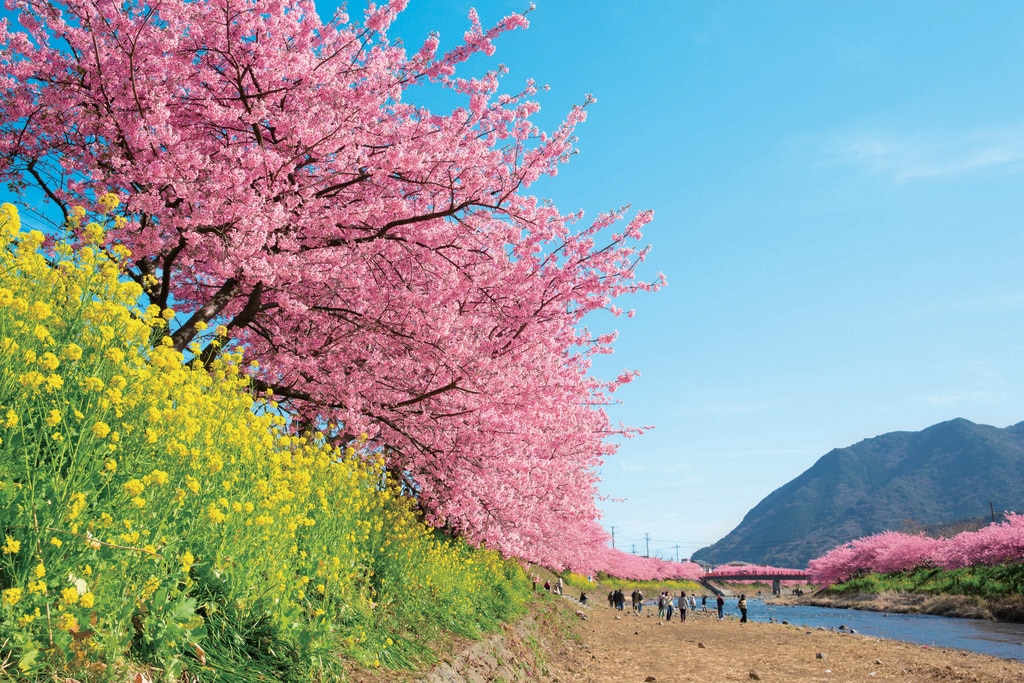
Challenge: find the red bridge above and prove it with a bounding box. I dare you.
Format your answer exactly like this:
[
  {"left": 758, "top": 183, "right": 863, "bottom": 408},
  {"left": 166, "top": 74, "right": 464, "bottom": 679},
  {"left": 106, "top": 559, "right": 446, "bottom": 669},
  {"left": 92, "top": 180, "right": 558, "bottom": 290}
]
[{"left": 700, "top": 570, "right": 810, "bottom": 596}]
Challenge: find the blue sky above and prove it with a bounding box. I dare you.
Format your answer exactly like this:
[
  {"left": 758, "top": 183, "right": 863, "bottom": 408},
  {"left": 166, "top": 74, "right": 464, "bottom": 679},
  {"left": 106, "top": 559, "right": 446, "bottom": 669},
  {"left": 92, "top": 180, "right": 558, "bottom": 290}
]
[{"left": 379, "top": 0, "right": 1024, "bottom": 562}]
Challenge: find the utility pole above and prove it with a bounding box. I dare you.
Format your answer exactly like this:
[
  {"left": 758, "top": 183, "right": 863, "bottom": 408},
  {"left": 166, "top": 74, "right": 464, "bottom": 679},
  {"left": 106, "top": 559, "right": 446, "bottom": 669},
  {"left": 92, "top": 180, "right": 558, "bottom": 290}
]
[
  {"left": 610, "top": 526, "right": 616, "bottom": 549},
  {"left": 674, "top": 544, "right": 680, "bottom": 562},
  {"left": 644, "top": 532, "right": 650, "bottom": 558},
  {"left": 631, "top": 543, "right": 636, "bottom": 555},
  {"left": 991, "top": 501, "right": 997, "bottom": 523}
]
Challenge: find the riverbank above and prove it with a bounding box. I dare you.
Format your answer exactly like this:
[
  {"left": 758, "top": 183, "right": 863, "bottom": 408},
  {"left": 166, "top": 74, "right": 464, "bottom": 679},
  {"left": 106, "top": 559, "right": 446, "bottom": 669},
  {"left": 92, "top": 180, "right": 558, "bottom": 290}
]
[
  {"left": 777, "top": 590, "right": 1024, "bottom": 622},
  {"left": 542, "top": 595, "right": 1024, "bottom": 682},
  {"left": 354, "top": 589, "right": 1024, "bottom": 681}
]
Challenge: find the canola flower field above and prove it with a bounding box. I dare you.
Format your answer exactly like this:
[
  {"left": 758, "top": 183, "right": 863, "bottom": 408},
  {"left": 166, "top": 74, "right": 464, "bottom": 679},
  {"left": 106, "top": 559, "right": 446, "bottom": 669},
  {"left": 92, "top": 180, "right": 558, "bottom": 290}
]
[{"left": 0, "top": 202, "right": 529, "bottom": 681}]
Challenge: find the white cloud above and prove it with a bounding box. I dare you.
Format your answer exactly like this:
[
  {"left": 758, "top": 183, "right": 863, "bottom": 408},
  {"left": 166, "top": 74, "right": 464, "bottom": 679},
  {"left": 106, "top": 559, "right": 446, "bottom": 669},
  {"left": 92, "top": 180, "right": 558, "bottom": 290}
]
[{"left": 829, "top": 125, "right": 1024, "bottom": 182}]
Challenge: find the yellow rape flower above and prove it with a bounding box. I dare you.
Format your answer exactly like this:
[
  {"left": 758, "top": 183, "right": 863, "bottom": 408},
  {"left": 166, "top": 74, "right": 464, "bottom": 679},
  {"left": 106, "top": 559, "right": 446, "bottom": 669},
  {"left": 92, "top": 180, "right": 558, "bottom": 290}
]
[
  {"left": 180, "top": 551, "right": 195, "bottom": 574},
  {"left": 91, "top": 421, "right": 111, "bottom": 438},
  {"left": 83, "top": 376, "right": 105, "bottom": 392},
  {"left": 49, "top": 537, "right": 63, "bottom": 548},
  {"left": 45, "top": 409, "right": 62, "bottom": 427},
  {"left": 80, "top": 592, "right": 95, "bottom": 608},
  {"left": 124, "top": 479, "right": 145, "bottom": 496},
  {"left": 83, "top": 222, "right": 105, "bottom": 245},
  {"left": 61, "top": 586, "right": 79, "bottom": 605},
  {"left": 98, "top": 192, "right": 120, "bottom": 213},
  {"left": 28, "top": 301, "right": 52, "bottom": 320},
  {"left": 2, "top": 536, "right": 20, "bottom": 554},
  {"left": 64, "top": 343, "right": 83, "bottom": 361},
  {"left": 1, "top": 588, "right": 23, "bottom": 606},
  {"left": 33, "top": 562, "right": 45, "bottom": 579},
  {"left": 56, "top": 613, "right": 78, "bottom": 631},
  {"left": 38, "top": 352, "right": 59, "bottom": 371},
  {"left": 207, "top": 506, "right": 226, "bottom": 524},
  {"left": 67, "top": 492, "right": 87, "bottom": 520}
]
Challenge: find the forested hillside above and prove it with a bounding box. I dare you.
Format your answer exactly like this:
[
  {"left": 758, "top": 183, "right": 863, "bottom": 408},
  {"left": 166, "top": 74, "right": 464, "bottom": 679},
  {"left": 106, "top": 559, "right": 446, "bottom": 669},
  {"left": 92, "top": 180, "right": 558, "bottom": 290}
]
[{"left": 693, "top": 418, "right": 1024, "bottom": 567}]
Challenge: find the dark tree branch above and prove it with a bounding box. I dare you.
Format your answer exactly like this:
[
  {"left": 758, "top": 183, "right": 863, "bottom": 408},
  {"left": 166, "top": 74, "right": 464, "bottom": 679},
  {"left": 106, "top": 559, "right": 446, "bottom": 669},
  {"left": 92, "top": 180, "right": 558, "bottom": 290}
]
[{"left": 171, "top": 277, "right": 240, "bottom": 351}]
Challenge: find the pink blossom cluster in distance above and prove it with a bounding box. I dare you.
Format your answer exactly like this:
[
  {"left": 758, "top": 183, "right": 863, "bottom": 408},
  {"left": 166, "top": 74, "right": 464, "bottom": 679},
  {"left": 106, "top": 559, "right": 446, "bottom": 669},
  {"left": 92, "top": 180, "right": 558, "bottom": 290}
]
[
  {"left": 808, "top": 512, "right": 1024, "bottom": 586},
  {"left": 593, "top": 548, "right": 704, "bottom": 581}
]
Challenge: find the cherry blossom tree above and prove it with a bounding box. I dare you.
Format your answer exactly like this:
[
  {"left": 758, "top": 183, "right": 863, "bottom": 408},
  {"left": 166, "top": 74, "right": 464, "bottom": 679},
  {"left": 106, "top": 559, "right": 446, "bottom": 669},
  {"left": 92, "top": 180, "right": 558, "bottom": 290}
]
[
  {"left": 807, "top": 514, "right": 1024, "bottom": 585},
  {"left": 0, "top": 0, "right": 661, "bottom": 569}
]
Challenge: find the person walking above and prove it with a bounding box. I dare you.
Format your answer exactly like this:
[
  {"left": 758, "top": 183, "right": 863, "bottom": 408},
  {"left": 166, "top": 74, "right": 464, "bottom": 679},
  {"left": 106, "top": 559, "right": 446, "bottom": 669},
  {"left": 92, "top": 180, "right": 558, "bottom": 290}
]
[
  {"left": 738, "top": 594, "right": 748, "bottom": 623},
  {"left": 716, "top": 594, "right": 725, "bottom": 621},
  {"left": 701, "top": 594, "right": 708, "bottom": 612},
  {"left": 657, "top": 592, "right": 666, "bottom": 619},
  {"left": 678, "top": 591, "right": 687, "bottom": 623},
  {"left": 666, "top": 594, "right": 674, "bottom": 621}
]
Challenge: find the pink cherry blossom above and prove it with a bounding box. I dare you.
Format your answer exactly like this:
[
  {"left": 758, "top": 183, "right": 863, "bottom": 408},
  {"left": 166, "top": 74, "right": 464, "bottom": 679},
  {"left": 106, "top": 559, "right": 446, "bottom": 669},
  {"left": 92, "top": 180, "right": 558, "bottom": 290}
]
[{"left": 0, "top": 0, "right": 662, "bottom": 571}]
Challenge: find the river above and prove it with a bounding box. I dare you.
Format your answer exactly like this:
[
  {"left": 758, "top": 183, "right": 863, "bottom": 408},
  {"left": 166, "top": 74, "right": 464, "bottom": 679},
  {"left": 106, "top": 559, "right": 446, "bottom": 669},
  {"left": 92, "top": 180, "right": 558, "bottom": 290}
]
[
  {"left": 739, "top": 598, "right": 1024, "bottom": 662},
  {"left": 662, "top": 595, "right": 1024, "bottom": 661}
]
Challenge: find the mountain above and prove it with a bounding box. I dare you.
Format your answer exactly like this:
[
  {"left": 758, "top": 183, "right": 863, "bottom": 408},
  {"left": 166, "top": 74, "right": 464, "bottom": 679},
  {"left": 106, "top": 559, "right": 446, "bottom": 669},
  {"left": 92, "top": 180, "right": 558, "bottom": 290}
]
[{"left": 691, "top": 418, "right": 1024, "bottom": 568}]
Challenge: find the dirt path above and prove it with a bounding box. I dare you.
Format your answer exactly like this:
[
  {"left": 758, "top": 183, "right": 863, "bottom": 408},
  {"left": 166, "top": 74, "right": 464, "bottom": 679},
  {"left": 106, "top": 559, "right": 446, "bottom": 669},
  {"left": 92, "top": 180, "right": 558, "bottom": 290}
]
[{"left": 541, "top": 595, "right": 1024, "bottom": 682}]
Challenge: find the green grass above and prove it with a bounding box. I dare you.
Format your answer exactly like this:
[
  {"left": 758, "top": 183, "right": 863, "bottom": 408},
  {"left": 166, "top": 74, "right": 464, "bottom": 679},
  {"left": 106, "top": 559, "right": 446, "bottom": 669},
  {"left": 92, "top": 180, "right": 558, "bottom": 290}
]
[{"left": 831, "top": 563, "right": 1024, "bottom": 599}]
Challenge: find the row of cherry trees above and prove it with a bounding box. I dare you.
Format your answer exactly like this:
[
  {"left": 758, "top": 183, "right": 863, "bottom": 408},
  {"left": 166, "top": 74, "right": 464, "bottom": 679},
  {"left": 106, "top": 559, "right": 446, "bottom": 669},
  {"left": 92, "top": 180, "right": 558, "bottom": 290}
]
[
  {"left": 705, "top": 564, "right": 806, "bottom": 578},
  {"left": 595, "top": 549, "right": 704, "bottom": 582},
  {"left": 0, "top": 0, "right": 663, "bottom": 572},
  {"left": 807, "top": 513, "right": 1024, "bottom": 586}
]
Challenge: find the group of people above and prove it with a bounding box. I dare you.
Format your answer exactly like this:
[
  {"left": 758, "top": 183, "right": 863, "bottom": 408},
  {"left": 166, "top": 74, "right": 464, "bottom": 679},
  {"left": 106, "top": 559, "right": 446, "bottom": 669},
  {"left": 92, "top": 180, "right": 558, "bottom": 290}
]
[
  {"left": 534, "top": 569, "right": 750, "bottom": 624},
  {"left": 606, "top": 588, "right": 636, "bottom": 611},
  {"left": 535, "top": 574, "right": 564, "bottom": 596},
  {"left": 605, "top": 588, "right": 748, "bottom": 623}
]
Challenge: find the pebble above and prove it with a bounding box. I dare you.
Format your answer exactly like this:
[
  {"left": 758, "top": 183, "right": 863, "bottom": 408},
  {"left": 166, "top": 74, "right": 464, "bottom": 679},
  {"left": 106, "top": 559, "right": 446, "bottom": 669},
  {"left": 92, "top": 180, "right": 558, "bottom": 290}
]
[
  {"left": 645, "top": 677, "right": 657, "bottom": 682},
  {"left": 749, "top": 670, "right": 762, "bottom": 680},
  {"left": 698, "top": 642, "right": 706, "bottom": 649},
  {"left": 816, "top": 652, "right": 826, "bottom": 660}
]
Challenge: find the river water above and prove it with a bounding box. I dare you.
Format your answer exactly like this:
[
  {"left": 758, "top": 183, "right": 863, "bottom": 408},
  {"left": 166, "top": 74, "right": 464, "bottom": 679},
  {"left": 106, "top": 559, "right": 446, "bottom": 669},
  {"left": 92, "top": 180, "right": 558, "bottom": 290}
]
[
  {"left": 737, "top": 598, "right": 1024, "bottom": 662},
  {"left": 655, "top": 596, "right": 1024, "bottom": 661}
]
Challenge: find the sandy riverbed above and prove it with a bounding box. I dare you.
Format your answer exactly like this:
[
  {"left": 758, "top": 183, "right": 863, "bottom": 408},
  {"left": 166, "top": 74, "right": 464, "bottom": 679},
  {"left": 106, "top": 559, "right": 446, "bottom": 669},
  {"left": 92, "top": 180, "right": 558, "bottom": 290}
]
[{"left": 542, "top": 597, "right": 1024, "bottom": 682}]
